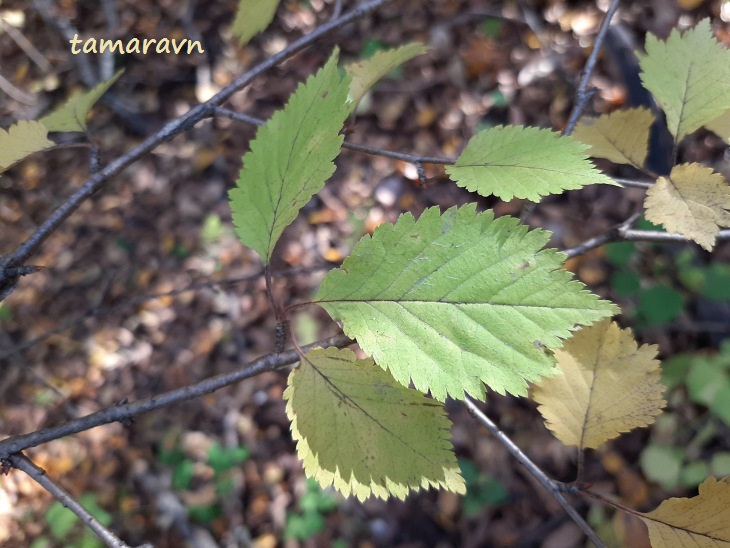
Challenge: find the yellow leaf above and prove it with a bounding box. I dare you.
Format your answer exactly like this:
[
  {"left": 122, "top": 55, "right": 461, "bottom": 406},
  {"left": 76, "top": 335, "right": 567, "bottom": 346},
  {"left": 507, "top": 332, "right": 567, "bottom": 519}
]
[
  {"left": 572, "top": 107, "right": 654, "bottom": 168},
  {"left": 532, "top": 320, "right": 665, "bottom": 449},
  {"left": 40, "top": 69, "right": 124, "bottom": 133},
  {"left": 644, "top": 163, "right": 730, "bottom": 251},
  {"left": 284, "top": 347, "right": 465, "bottom": 501},
  {"left": 232, "top": 0, "right": 279, "bottom": 45},
  {"left": 641, "top": 476, "right": 730, "bottom": 546},
  {"left": 706, "top": 109, "right": 730, "bottom": 144},
  {"left": 0, "top": 120, "right": 54, "bottom": 173}
]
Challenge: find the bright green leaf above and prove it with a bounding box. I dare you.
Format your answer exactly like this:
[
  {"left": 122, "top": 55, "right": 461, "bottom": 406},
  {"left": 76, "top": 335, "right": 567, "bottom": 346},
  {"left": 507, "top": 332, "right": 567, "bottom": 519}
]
[
  {"left": 40, "top": 70, "right": 124, "bottom": 133},
  {"left": 232, "top": 0, "right": 279, "bottom": 45},
  {"left": 445, "top": 125, "right": 616, "bottom": 202},
  {"left": 0, "top": 120, "right": 54, "bottom": 173},
  {"left": 314, "top": 205, "right": 617, "bottom": 401},
  {"left": 638, "top": 18, "right": 730, "bottom": 141},
  {"left": 284, "top": 347, "right": 465, "bottom": 501},
  {"left": 346, "top": 42, "right": 428, "bottom": 106},
  {"left": 229, "top": 49, "right": 351, "bottom": 264}
]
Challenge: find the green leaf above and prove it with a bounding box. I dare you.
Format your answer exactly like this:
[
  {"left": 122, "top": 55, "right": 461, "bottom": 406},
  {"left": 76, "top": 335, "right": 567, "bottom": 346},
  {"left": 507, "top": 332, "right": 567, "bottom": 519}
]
[
  {"left": 0, "top": 120, "right": 54, "bottom": 173},
  {"left": 638, "top": 18, "right": 730, "bottom": 141},
  {"left": 284, "top": 347, "right": 465, "bottom": 501},
  {"left": 40, "top": 70, "right": 124, "bottom": 133},
  {"left": 46, "top": 501, "right": 79, "bottom": 540},
  {"left": 232, "top": 0, "right": 279, "bottom": 45},
  {"left": 637, "top": 285, "right": 684, "bottom": 326},
  {"left": 314, "top": 205, "right": 617, "bottom": 401},
  {"left": 229, "top": 49, "right": 351, "bottom": 264},
  {"left": 346, "top": 42, "right": 428, "bottom": 106},
  {"left": 640, "top": 443, "right": 684, "bottom": 490},
  {"left": 445, "top": 125, "right": 616, "bottom": 202},
  {"left": 207, "top": 441, "right": 249, "bottom": 474}
]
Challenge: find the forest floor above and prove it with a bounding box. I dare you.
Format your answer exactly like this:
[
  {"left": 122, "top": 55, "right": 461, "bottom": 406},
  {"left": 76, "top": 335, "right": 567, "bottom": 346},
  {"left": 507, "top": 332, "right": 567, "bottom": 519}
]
[{"left": 1, "top": 0, "right": 730, "bottom": 546}]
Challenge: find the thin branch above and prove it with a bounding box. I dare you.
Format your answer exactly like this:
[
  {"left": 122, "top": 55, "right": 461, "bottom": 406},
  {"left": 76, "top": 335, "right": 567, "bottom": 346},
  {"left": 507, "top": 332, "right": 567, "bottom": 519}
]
[
  {"left": 464, "top": 398, "right": 607, "bottom": 548},
  {"left": 612, "top": 177, "right": 653, "bottom": 189},
  {"left": 6, "top": 454, "right": 149, "bottom": 548},
  {"left": 619, "top": 227, "right": 730, "bottom": 244},
  {"left": 0, "top": 0, "right": 395, "bottom": 297},
  {"left": 0, "top": 334, "right": 352, "bottom": 458},
  {"left": 564, "top": 0, "right": 621, "bottom": 136},
  {"left": 214, "top": 107, "right": 455, "bottom": 165},
  {"left": 563, "top": 212, "right": 641, "bottom": 259}
]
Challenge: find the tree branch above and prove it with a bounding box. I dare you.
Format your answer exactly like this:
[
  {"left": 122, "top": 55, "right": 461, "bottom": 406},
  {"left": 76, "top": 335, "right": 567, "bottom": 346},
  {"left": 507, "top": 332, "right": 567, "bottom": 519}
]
[
  {"left": 0, "top": 334, "right": 352, "bottom": 458},
  {"left": 464, "top": 398, "right": 607, "bottom": 548},
  {"left": 0, "top": 0, "right": 395, "bottom": 300},
  {"left": 7, "top": 453, "right": 150, "bottom": 548}
]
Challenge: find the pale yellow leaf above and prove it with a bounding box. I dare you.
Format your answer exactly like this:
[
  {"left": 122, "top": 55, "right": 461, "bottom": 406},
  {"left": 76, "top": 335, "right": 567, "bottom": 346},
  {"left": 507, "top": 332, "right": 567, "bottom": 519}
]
[
  {"left": 532, "top": 320, "right": 665, "bottom": 449},
  {"left": 644, "top": 163, "right": 730, "bottom": 251},
  {"left": 641, "top": 476, "right": 730, "bottom": 547},
  {"left": 572, "top": 107, "right": 655, "bottom": 167},
  {"left": 40, "top": 70, "right": 124, "bottom": 133},
  {"left": 706, "top": 109, "right": 730, "bottom": 144},
  {"left": 0, "top": 120, "right": 54, "bottom": 173}
]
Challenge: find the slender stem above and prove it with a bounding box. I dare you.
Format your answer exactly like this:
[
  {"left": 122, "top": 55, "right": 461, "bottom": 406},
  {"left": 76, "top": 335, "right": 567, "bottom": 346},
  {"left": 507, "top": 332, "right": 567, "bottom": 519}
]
[
  {"left": 563, "top": 212, "right": 641, "bottom": 258},
  {"left": 0, "top": 0, "right": 394, "bottom": 290},
  {"left": 0, "top": 334, "right": 352, "bottom": 458},
  {"left": 564, "top": 0, "right": 622, "bottom": 136},
  {"left": 620, "top": 228, "right": 730, "bottom": 244},
  {"left": 7, "top": 454, "right": 146, "bottom": 548},
  {"left": 214, "top": 107, "right": 455, "bottom": 165},
  {"left": 465, "top": 398, "right": 607, "bottom": 548}
]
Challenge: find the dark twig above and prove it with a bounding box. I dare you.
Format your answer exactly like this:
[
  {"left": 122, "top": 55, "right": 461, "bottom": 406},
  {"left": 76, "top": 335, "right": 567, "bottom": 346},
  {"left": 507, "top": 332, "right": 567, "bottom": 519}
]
[
  {"left": 563, "top": 212, "right": 641, "bottom": 259},
  {"left": 564, "top": 0, "right": 622, "bottom": 136},
  {"left": 0, "top": 334, "right": 353, "bottom": 458},
  {"left": 7, "top": 454, "right": 145, "bottom": 548},
  {"left": 0, "top": 0, "right": 395, "bottom": 299},
  {"left": 465, "top": 398, "right": 607, "bottom": 548}
]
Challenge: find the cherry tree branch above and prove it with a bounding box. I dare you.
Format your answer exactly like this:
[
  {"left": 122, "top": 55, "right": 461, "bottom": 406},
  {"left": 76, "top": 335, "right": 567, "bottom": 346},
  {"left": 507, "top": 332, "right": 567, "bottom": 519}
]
[
  {"left": 6, "top": 453, "right": 151, "bottom": 548},
  {"left": 464, "top": 398, "right": 607, "bottom": 548},
  {"left": 0, "top": 334, "right": 352, "bottom": 458},
  {"left": 0, "top": 0, "right": 395, "bottom": 300}
]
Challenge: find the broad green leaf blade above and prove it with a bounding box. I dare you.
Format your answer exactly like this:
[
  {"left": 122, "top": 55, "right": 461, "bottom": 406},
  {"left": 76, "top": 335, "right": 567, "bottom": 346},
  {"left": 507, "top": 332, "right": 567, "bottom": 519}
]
[
  {"left": 229, "top": 49, "right": 351, "bottom": 263},
  {"left": 445, "top": 125, "right": 617, "bottom": 202},
  {"left": 314, "top": 205, "right": 618, "bottom": 401},
  {"left": 641, "top": 476, "right": 730, "bottom": 546},
  {"left": 40, "top": 70, "right": 124, "bottom": 133},
  {"left": 532, "top": 320, "right": 665, "bottom": 450},
  {"left": 284, "top": 347, "right": 465, "bottom": 501},
  {"left": 572, "top": 107, "right": 654, "bottom": 168},
  {"left": 0, "top": 120, "right": 54, "bottom": 173},
  {"left": 638, "top": 18, "right": 730, "bottom": 141},
  {"left": 644, "top": 163, "right": 730, "bottom": 251},
  {"left": 706, "top": 109, "right": 730, "bottom": 144},
  {"left": 232, "top": 0, "right": 279, "bottom": 45},
  {"left": 346, "top": 42, "right": 428, "bottom": 106}
]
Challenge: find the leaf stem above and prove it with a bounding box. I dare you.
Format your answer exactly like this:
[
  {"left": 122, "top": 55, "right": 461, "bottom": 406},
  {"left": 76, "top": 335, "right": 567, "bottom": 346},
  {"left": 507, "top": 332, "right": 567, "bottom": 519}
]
[{"left": 465, "top": 398, "right": 607, "bottom": 548}]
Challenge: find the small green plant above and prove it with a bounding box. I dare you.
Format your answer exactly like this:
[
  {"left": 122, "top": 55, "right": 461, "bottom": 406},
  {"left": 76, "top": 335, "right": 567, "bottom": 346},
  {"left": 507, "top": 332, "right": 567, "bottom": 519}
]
[
  {"left": 32, "top": 494, "right": 112, "bottom": 548},
  {"left": 458, "top": 458, "right": 509, "bottom": 517},
  {"left": 284, "top": 478, "right": 338, "bottom": 541},
  {"left": 157, "top": 433, "right": 249, "bottom": 525}
]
